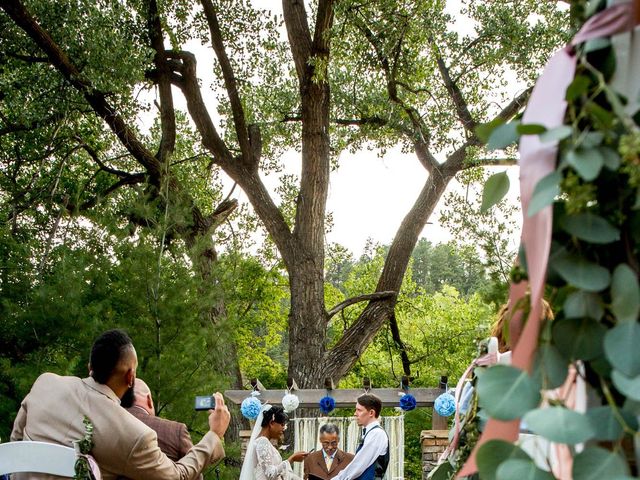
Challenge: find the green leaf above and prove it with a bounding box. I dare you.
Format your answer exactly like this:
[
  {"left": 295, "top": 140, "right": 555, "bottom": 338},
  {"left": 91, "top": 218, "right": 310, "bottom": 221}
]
[
  {"left": 581, "top": 132, "right": 605, "bottom": 149},
  {"left": 488, "top": 121, "right": 520, "bottom": 150},
  {"left": 427, "top": 461, "right": 454, "bottom": 480},
  {"left": 611, "top": 370, "right": 640, "bottom": 401},
  {"left": 559, "top": 213, "right": 620, "bottom": 244},
  {"left": 572, "top": 447, "right": 629, "bottom": 480},
  {"left": 599, "top": 146, "right": 621, "bottom": 170},
  {"left": 496, "top": 459, "right": 555, "bottom": 480},
  {"left": 551, "top": 252, "right": 611, "bottom": 292},
  {"left": 552, "top": 317, "right": 606, "bottom": 360},
  {"left": 528, "top": 171, "right": 562, "bottom": 217},
  {"left": 517, "top": 124, "right": 546, "bottom": 135},
  {"left": 565, "top": 75, "right": 591, "bottom": 102},
  {"left": 565, "top": 148, "right": 604, "bottom": 182},
  {"left": 585, "top": 406, "right": 638, "bottom": 441},
  {"left": 584, "top": 37, "right": 611, "bottom": 53},
  {"left": 563, "top": 290, "right": 603, "bottom": 320},
  {"left": 522, "top": 407, "right": 595, "bottom": 444},
  {"left": 481, "top": 171, "right": 510, "bottom": 213},
  {"left": 476, "top": 118, "right": 505, "bottom": 143},
  {"left": 539, "top": 125, "right": 572, "bottom": 144},
  {"left": 532, "top": 343, "right": 569, "bottom": 389},
  {"left": 610, "top": 264, "right": 640, "bottom": 323},
  {"left": 605, "top": 322, "right": 640, "bottom": 377},
  {"left": 477, "top": 440, "right": 530, "bottom": 480},
  {"left": 585, "top": 101, "right": 616, "bottom": 129},
  {"left": 477, "top": 365, "right": 541, "bottom": 420}
]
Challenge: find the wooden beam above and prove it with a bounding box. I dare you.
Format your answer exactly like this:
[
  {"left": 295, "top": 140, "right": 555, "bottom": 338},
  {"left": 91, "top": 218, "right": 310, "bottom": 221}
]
[{"left": 224, "top": 388, "right": 442, "bottom": 408}]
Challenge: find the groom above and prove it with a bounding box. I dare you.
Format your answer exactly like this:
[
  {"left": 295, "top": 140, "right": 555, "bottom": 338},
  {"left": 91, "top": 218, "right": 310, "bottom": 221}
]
[{"left": 333, "top": 394, "right": 389, "bottom": 480}]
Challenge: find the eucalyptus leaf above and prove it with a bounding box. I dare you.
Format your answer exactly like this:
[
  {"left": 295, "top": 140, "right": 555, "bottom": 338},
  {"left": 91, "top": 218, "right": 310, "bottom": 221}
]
[
  {"left": 584, "top": 37, "right": 611, "bottom": 53},
  {"left": 572, "top": 447, "right": 629, "bottom": 480},
  {"left": 611, "top": 370, "right": 640, "bottom": 401},
  {"left": 559, "top": 212, "right": 620, "bottom": 244},
  {"left": 477, "top": 440, "right": 530, "bottom": 480},
  {"left": 476, "top": 118, "right": 505, "bottom": 143},
  {"left": 528, "top": 171, "right": 562, "bottom": 217},
  {"left": 565, "top": 148, "right": 604, "bottom": 182},
  {"left": 518, "top": 124, "right": 546, "bottom": 135},
  {"left": 481, "top": 171, "right": 510, "bottom": 213},
  {"left": 599, "top": 146, "right": 621, "bottom": 170},
  {"left": 488, "top": 121, "right": 520, "bottom": 150},
  {"left": 428, "top": 461, "right": 454, "bottom": 480},
  {"left": 551, "top": 252, "right": 611, "bottom": 292},
  {"left": 610, "top": 264, "right": 640, "bottom": 323},
  {"left": 522, "top": 407, "right": 595, "bottom": 444},
  {"left": 477, "top": 365, "right": 541, "bottom": 420},
  {"left": 552, "top": 317, "right": 606, "bottom": 360},
  {"left": 539, "top": 125, "right": 573, "bottom": 144},
  {"left": 585, "top": 406, "right": 638, "bottom": 441},
  {"left": 565, "top": 75, "right": 591, "bottom": 102},
  {"left": 563, "top": 290, "right": 603, "bottom": 320},
  {"left": 532, "top": 343, "right": 569, "bottom": 389},
  {"left": 605, "top": 322, "right": 640, "bottom": 376},
  {"left": 496, "top": 459, "right": 555, "bottom": 480},
  {"left": 581, "top": 131, "right": 605, "bottom": 149}
]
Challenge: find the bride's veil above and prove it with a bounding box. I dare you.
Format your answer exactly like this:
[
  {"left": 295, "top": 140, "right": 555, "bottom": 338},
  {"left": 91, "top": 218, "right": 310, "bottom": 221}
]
[{"left": 239, "top": 404, "right": 272, "bottom": 480}]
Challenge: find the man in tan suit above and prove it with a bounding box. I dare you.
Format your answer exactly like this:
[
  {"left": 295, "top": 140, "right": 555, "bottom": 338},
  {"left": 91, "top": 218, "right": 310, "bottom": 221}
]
[
  {"left": 11, "top": 329, "right": 230, "bottom": 480},
  {"left": 304, "top": 424, "right": 354, "bottom": 480},
  {"left": 125, "top": 378, "right": 194, "bottom": 462}
]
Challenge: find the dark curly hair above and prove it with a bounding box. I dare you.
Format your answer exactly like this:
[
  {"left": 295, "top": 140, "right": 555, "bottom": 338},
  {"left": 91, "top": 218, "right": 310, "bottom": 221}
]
[{"left": 261, "top": 405, "right": 288, "bottom": 427}]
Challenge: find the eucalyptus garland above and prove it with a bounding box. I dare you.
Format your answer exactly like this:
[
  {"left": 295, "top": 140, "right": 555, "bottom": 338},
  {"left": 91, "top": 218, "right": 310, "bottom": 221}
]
[
  {"left": 74, "top": 416, "right": 95, "bottom": 480},
  {"left": 432, "top": 1, "right": 640, "bottom": 479}
]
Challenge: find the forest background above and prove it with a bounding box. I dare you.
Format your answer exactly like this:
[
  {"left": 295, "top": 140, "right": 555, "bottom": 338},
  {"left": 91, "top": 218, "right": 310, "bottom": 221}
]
[{"left": 0, "top": 0, "right": 571, "bottom": 477}]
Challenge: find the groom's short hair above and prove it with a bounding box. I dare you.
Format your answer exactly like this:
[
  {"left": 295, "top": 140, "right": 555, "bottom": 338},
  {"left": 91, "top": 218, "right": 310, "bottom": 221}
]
[{"left": 357, "top": 394, "right": 382, "bottom": 417}]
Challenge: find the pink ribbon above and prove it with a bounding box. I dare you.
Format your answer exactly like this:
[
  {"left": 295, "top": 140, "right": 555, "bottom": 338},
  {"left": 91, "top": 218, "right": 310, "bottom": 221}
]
[{"left": 458, "top": 3, "right": 637, "bottom": 477}]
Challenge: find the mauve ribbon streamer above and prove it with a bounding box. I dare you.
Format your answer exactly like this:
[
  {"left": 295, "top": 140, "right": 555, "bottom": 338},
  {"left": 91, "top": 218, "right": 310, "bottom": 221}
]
[{"left": 458, "top": 3, "right": 637, "bottom": 477}]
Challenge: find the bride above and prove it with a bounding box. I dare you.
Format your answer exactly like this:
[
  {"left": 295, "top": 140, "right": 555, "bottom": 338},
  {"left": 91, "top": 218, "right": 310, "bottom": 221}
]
[{"left": 239, "top": 404, "right": 308, "bottom": 480}]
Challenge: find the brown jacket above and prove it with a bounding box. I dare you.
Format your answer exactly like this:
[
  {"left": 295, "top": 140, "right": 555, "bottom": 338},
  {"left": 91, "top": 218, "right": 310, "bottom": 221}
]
[
  {"left": 303, "top": 449, "right": 354, "bottom": 480},
  {"left": 11, "top": 373, "right": 224, "bottom": 480},
  {"left": 126, "top": 406, "right": 193, "bottom": 462}
]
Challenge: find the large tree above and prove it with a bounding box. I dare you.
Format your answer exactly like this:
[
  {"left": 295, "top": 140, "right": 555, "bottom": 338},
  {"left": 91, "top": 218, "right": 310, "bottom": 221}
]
[{"left": 0, "top": 0, "right": 568, "bottom": 388}]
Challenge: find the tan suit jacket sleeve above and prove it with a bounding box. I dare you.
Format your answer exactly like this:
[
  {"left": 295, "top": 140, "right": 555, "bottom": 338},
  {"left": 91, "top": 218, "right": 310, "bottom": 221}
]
[
  {"left": 120, "top": 430, "right": 224, "bottom": 480},
  {"left": 10, "top": 404, "right": 26, "bottom": 441}
]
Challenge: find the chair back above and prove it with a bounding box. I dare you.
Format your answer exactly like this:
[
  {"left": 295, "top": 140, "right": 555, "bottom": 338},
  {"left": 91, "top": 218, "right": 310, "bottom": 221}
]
[{"left": 0, "top": 441, "right": 76, "bottom": 477}]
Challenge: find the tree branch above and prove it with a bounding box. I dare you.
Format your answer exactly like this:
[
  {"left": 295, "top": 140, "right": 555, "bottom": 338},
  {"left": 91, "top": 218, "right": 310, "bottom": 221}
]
[
  {"left": 147, "top": 0, "right": 176, "bottom": 163},
  {"left": 200, "top": 0, "right": 254, "bottom": 167},
  {"left": 282, "top": 0, "right": 313, "bottom": 82},
  {"left": 327, "top": 291, "right": 397, "bottom": 319}
]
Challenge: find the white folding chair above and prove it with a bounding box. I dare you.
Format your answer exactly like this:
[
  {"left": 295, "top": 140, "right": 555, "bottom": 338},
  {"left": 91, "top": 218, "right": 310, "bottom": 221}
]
[{"left": 0, "top": 441, "right": 76, "bottom": 477}]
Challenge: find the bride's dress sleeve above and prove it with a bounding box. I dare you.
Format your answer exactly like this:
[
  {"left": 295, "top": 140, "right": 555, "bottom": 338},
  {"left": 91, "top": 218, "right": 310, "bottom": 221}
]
[{"left": 255, "top": 437, "right": 292, "bottom": 480}]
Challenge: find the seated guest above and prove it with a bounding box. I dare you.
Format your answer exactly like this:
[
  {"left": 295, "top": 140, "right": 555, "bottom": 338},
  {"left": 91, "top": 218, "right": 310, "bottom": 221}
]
[
  {"left": 11, "top": 329, "right": 230, "bottom": 480},
  {"left": 304, "top": 423, "right": 353, "bottom": 480},
  {"left": 123, "top": 378, "right": 195, "bottom": 462}
]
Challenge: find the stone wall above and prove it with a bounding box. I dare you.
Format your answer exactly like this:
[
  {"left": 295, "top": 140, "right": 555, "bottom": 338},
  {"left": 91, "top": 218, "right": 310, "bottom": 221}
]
[{"left": 420, "top": 430, "right": 449, "bottom": 479}]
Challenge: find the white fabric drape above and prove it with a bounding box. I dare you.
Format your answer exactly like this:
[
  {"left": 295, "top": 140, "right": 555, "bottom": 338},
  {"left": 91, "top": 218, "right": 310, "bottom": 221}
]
[{"left": 291, "top": 416, "right": 404, "bottom": 480}]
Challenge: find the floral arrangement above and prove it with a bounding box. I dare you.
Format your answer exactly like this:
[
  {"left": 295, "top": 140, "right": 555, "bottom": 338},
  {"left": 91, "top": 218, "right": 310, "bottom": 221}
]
[
  {"left": 241, "top": 394, "right": 262, "bottom": 420},
  {"left": 399, "top": 393, "right": 417, "bottom": 411},
  {"left": 434, "top": 392, "right": 456, "bottom": 417},
  {"left": 319, "top": 395, "right": 336, "bottom": 414},
  {"left": 282, "top": 392, "right": 300, "bottom": 413}
]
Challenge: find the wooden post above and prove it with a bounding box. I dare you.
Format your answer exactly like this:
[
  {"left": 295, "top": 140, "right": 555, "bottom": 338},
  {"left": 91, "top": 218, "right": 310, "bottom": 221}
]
[{"left": 431, "top": 375, "right": 448, "bottom": 430}]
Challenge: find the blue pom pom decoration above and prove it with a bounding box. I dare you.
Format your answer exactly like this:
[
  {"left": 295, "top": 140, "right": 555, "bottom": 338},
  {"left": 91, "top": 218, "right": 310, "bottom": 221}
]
[
  {"left": 319, "top": 396, "right": 336, "bottom": 414},
  {"left": 241, "top": 396, "right": 262, "bottom": 420},
  {"left": 434, "top": 392, "right": 456, "bottom": 417},
  {"left": 399, "top": 393, "right": 417, "bottom": 411}
]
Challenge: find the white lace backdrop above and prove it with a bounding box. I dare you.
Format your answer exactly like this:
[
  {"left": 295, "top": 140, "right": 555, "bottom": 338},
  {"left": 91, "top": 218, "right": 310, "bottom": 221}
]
[{"left": 291, "top": 416, "right": 404, "bottom": 480}]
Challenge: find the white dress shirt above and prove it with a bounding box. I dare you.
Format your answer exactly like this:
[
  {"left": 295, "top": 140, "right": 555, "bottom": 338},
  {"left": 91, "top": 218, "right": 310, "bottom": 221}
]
[{"left": 333, "top": 421, "right": 388, "bottom": 480}]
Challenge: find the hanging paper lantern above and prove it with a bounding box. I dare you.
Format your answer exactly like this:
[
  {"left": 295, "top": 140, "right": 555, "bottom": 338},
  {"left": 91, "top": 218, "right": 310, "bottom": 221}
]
[
  {"left": 241, "top": 396, "right": 262, "bottom": 420},
  {"left": 282, "top": 393, "right": 300, "bottom": 413},
  {"left": 434, "top": 392, "right": 456, "bottom": 417},
  {"left": 319, "top": 396, "right": 336, "bottom": 414},
  {"left": 399, "top": 393, "right": 417, "bottom": 411}
]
